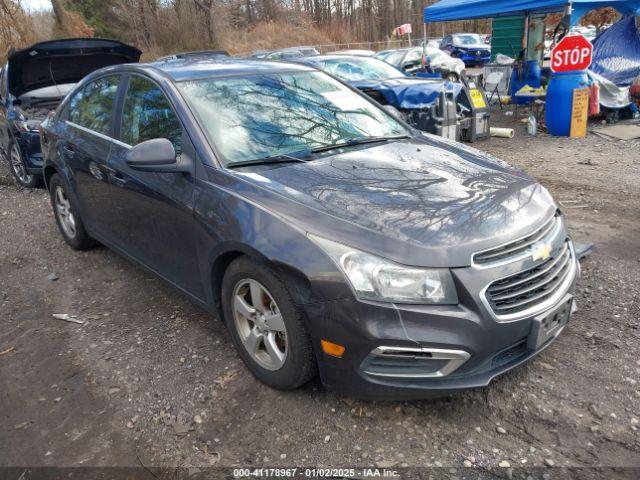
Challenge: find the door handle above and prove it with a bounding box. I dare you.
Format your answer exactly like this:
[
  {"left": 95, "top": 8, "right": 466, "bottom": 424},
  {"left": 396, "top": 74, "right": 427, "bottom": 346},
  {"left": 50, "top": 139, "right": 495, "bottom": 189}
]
[
  {"left": 107, "top": 170, "right": 127, "bottom": 188},
  {"left": 62, "top": 144, "right": 76, "bottom": 157}
]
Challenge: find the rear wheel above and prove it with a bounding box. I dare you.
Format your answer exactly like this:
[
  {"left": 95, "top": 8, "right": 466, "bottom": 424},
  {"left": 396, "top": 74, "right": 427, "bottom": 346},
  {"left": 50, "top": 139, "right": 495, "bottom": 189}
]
[
  {"left": 8, "top": 141, "right": 42, "bottom": 188},
  {"left": 221, "top": 256, "right": 316, "bottom": 390},
  {"left": 49, "top": 173, "right": 96, "bottom": 250}
]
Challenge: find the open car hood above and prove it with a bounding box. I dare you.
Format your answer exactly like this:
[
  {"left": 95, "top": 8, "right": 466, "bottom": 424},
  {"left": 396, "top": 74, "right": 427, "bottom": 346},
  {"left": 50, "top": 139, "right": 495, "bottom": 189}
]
[{"left": 8, "top": 38, "right": 141, "bottom": 98}]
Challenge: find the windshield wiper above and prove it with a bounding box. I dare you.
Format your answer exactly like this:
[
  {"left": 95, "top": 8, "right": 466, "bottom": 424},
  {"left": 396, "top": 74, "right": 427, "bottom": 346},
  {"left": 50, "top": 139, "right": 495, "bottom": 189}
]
[
  {"left": 227, "top": 151, "right": 312, "bottom": 168},
  {"left": 310, "top": 135, "right": 411, "bottom": 154}
]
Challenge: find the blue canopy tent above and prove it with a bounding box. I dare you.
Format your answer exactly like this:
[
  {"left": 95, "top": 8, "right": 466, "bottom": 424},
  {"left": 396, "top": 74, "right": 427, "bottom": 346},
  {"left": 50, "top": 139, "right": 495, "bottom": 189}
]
[{"left": 424, "top": 0, "right": 640, "bottom": 25}]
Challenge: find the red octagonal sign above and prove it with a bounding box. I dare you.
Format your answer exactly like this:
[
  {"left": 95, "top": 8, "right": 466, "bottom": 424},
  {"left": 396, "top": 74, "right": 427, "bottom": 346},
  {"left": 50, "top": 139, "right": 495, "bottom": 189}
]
[{"left": 551, "top": 34, "right": 593, "bottom": 72}]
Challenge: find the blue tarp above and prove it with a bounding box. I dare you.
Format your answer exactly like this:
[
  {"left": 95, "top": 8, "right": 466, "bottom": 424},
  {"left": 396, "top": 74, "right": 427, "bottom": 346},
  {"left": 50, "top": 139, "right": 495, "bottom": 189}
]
[
  {"left": 350, "top": 78, "right": 463, "bottom": 109},
  {"left": 424, "top": 0, "right": 640, "bottom": 26},
  {"left": 591, "top": 16, "right": 640, "bottom": 86}
]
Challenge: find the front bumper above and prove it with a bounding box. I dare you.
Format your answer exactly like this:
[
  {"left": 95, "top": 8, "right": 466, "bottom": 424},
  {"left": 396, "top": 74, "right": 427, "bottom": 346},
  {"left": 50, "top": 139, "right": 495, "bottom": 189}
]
[
  {"left": 459, "top": 52, "right": 491, "bottom": 66},
  {"left": 16, "top": 131, "right": 43, "bottom": 173},
  {"left": 305, "top": 239, "right": 578, "bottom": 400}
]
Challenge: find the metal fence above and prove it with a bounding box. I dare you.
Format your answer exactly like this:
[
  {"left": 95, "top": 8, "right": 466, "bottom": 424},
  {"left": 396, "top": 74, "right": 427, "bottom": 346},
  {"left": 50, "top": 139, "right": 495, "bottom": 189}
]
[
  {"left": 236, "top": 37, "right": 449, "bottom": 57},
  {"left": 312, "top": 38, "right": 442, "bottom": 54}
]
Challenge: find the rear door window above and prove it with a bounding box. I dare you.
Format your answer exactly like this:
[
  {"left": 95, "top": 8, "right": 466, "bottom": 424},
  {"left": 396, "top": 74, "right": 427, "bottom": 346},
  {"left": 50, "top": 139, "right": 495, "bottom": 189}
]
[
  {"left": 120, "top": 75, "right": 182, "bottom": 154},
  {"left": 68, "top": 75, "right": 120, "bottom": 136}
]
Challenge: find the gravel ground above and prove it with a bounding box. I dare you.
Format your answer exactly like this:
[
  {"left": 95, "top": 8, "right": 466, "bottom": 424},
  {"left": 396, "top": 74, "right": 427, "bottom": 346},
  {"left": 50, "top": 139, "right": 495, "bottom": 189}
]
[{"left": 1, "top": 112, "right": 639, "bottom": 477}]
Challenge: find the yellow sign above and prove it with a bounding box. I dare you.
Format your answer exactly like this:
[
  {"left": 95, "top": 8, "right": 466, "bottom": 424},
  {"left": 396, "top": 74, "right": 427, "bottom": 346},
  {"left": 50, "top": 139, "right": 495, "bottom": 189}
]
[
  {"left": 470, "top": 88, "right": 487, "bottom": 109},
  {"left": 570, "top": 87, "right": 589, "bottom": 138}
]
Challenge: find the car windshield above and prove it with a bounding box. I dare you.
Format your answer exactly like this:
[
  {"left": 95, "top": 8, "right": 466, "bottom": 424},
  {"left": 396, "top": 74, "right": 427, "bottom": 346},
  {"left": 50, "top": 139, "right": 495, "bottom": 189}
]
[
  {"left": 382, "top": 50, "right": 406, "bottom": 67},
  {"left": 179, "top": 71, "right": 408, "bottom": 165},
  {"left": 454, "top": 34, "right": 482, "bottom": 46},
  {"left": 313, "top": 57, "right": 405, "bottom": 82}
]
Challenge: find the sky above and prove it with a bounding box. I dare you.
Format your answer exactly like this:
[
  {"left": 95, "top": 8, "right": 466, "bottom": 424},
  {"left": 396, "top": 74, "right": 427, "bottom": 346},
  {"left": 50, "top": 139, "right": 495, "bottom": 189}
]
[{"left": 23, "top": 0, "right": 52, "bottom": 12}]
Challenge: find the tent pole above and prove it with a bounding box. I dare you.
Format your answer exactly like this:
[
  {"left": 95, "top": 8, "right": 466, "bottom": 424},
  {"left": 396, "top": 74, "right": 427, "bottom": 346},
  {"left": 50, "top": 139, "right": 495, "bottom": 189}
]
[
  {"left": 423, "top": 22, "right": 427, "bottom": 63},
  {"left": 523, "top": 12, "right": 530, "bottom": 60}
]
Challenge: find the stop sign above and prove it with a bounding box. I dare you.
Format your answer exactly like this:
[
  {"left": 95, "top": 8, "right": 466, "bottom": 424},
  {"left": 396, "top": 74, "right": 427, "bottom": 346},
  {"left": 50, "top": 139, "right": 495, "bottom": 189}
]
[{"left": 551, "top": 34, "right": 593, "bottom": 72}]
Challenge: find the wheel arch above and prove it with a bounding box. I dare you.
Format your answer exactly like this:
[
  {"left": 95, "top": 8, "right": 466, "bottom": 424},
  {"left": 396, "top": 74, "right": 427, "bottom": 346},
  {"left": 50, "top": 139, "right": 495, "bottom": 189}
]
[
  {"left": 43, "top": 164, "right": 58, "bottom": 189},
  {"left": 209, "top": 242, "right": 313, "bottom": 320}
]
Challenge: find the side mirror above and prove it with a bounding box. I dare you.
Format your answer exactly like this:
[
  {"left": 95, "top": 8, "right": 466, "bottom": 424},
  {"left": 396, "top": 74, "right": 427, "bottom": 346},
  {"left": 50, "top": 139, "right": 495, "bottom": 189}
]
[{"left": 125, "top": 138, "right": 189, "bottom": 173}]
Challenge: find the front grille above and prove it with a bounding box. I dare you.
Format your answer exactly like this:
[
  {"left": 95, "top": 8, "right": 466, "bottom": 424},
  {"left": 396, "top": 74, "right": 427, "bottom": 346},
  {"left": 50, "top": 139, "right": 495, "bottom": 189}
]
[
  {"left": 473, "top": 213, "right": 561, "bottom": 266},
  {"left": 491, "top": 340, "right": 527, "bottom": 368},
  {"left": 485, "top": 240, "right": 574, "bottom": 317}
]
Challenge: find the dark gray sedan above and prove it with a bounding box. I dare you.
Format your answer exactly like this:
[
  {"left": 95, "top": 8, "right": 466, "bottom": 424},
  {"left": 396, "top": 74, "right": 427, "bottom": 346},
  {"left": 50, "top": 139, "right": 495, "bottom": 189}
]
[{"left": 40, "top": 57, "right": 578, "bottom": 399}]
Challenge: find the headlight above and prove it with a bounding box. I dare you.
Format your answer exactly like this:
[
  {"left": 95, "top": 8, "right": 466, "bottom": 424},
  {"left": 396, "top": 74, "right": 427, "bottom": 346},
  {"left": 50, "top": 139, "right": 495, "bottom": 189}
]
[{"left": 309, "top": 234, "right": 458, "bottom": 304}]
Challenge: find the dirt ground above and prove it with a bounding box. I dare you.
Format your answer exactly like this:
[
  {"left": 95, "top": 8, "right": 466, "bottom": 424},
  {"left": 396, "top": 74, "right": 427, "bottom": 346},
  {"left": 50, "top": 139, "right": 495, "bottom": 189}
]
[{"left": 1, "top": 111, "right": 639, "bottom": 478}]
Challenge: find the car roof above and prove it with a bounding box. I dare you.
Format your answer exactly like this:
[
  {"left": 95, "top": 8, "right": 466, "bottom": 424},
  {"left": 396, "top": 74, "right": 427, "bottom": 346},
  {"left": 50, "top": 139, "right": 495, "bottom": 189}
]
[
  {"left": 302, "top": 54, "right": 379, "bottom": 62},
  {"left": 383, "top": 47, "right": 415, "bottom": 53},
  {"left": 278, "top": 46, "right": 316, "bottom": 51},
  {"left": 155, "top": 50, "right": 229, "bottom": 62},
  {"left": 134, "top": 57, "right": 315, "bottom": 82}
]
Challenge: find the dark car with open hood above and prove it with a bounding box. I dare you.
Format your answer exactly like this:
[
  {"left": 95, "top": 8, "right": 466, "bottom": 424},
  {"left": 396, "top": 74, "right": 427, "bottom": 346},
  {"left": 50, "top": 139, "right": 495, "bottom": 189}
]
[
  {"left": 40, "top": 57, "right": 579, "bottom": 399},
  {"left": 0, "top": 38, "right": 141, "bottom": 187}
]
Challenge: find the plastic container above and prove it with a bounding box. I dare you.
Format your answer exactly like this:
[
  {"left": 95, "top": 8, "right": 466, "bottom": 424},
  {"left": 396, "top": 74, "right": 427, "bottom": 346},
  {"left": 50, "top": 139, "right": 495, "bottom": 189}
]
[
  {"left": 510, "top": 60, "right": 542, "bottom": 104},
  {"left": 545, "top": 70, "right": 590, "bottom": 136},
  {"left": 527, "top": 114, "right": 538, "bottom": 136}
]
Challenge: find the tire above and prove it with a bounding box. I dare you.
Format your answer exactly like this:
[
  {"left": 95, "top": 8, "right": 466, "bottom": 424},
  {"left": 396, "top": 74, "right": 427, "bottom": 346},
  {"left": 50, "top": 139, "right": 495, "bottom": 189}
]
[
  {"left": 7, "top": 140, "right": 42, "bottom": 188},
  {"left": 221, "top": 256, "right": 317, "bottom": 390},
  {"left": 445, "top": 72, "right": 459, "bottom": 82},
  {"left": 48, "top": 173, "right": 97, "bottom": 250}
]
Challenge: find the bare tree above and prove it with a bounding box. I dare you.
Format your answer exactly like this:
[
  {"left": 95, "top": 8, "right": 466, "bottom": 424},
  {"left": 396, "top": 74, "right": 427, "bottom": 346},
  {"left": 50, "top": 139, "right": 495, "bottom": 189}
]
[{"left": 193, "top": 0, "right": 219, "bottom": 47}]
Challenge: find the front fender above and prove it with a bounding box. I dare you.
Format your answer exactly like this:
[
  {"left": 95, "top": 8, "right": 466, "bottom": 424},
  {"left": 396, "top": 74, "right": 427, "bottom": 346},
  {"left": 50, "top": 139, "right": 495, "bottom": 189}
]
[{"left": 194, "top": 167, "right": 353, "bottom": 312}]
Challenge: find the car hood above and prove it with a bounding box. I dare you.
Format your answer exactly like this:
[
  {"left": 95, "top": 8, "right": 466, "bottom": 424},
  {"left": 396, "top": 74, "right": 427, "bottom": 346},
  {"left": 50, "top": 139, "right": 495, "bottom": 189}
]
[
  {"left": 8, "top": 38, "right": 141, "bottom": 98},
  {"left": 230, "top": 136, "right": 557, "bottom": 267},
  {"left": 350, "top": 77, "right": 463, "bottom": 109}
]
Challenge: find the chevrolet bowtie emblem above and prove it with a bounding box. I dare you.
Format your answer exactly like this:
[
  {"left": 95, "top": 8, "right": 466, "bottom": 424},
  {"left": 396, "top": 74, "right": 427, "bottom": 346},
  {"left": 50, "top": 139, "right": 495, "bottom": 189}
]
[{"left": 531, "top": 241, "right": 553, "bottom": 262}]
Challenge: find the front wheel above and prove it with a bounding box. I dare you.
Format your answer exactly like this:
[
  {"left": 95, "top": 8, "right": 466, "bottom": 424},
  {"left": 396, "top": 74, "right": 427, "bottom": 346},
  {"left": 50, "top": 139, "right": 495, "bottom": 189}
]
[
  {"left": 221, "top": 256, "right": 317, "bottom": 390},
  {"left": 7, "top": 141, "right": 42, "bottom": 188}
]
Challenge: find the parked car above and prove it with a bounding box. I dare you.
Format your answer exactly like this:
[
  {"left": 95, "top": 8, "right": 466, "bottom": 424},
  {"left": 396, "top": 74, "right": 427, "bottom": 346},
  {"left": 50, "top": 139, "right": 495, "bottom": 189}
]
[
  {"left": 0, "top": 38, "right": 140, "bottom": 187},
  {"left": 41, "top": 57, "right": 578, "bottom": 399},
  {"left": 156, "top": 50, "right": 229, "bottom": 62},
  {"left": 375, "top": 47, "right": 465, "bottom": 81},
  {"left": 440, "top": 34, "right": 492, "bottom": 67},
  {"left": 249, "top": 46, "right": 319, "bottom": 61},
  {"left": 327, "top": 49, "right": 376, "bottom": 56},
  {"left": 295, "top": 54, "right": 462, "bottom": 134},
  {"left": 426, "top": 38, "right": 443, "bottom": 49}
]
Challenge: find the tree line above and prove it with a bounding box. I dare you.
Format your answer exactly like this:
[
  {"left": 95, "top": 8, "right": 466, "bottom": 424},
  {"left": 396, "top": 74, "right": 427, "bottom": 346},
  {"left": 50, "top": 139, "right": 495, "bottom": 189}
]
[{"left": 0, "top": 0, "right": 617, "bottom": 63}]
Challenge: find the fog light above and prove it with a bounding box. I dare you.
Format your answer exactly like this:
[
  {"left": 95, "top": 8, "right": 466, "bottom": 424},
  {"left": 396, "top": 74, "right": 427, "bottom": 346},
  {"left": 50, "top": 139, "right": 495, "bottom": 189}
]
[{"left": 321, "top": 340, "right": 345, "bottom": 358}]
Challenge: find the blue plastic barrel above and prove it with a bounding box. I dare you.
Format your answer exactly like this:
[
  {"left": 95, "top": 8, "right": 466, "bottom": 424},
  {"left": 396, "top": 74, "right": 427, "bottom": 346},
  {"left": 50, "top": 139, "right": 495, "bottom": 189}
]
[
  {"left": 525, "top": 60, "right": 542, "bottom": 88},
  {"left": 510, "top": 60, "right": 543, "bottom": 105},
  {"left": 546, "top": 70, "right": 590, "bottom": 136}
]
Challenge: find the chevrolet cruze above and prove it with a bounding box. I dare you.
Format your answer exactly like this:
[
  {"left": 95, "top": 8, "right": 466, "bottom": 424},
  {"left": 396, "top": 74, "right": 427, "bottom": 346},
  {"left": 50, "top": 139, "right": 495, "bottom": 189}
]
[{"left": 40, "top": 57, "right": 578, "bottom": 399}]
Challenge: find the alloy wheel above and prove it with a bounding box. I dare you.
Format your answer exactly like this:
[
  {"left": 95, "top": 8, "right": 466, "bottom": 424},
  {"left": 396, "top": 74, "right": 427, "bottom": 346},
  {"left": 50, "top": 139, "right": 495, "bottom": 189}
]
[
  {"left": 232, "top": 278, "right": 288, "bottom": 371},
  {"left": 54, "top": 185, "right": 77, "bottom": 239},
  {"left": 10, "top": 144, "right": 34, "bottom": 185}
]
